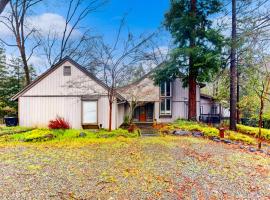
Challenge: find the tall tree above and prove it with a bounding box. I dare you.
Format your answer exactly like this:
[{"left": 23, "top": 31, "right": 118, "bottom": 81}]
[
  {"left": 0, "top": 0, "right": 42, "bottom": 85},
  {"left": 230, "top": 0, "right": 237, "bottom": 130},
  {"left": 154, "top": 0, "right": 224, "bottom": 120}
]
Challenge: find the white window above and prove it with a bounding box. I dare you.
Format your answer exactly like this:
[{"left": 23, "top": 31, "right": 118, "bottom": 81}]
[
  {"left": 160, "top": 81, "right": 172, "bottom": 115},
  {"left": 160, "top": 81, "right": 171, "bottom": 97},
  {"left": 82, "top": 101, "right": 97, "bottom": 124},
  {"left": 63, "top": 66, "right": 71, "bottom": 76},
  {"left": 200, "top": 106, "right": 203, "bottom": 114}
]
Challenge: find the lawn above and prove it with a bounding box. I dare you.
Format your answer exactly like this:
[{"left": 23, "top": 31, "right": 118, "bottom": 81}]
[{"left": 0, "top": 136, "right": 269, "bottom": 199}]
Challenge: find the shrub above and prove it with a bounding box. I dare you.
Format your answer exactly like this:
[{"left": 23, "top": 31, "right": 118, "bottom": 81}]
[
  {"left": 172, "top": 119, "right": 219, "bottom": 137},
  {"left": 237, "top": 124, "right": 270, "bottom": 140},
  {"left": 11, "top": 129, "right": 53, "bottom": 142},
  {"left": 226, "top": 131, "right": 256, "bottom": 144},
  {"left": 48, "top": 117, "right": 71, "bottom": 129}
]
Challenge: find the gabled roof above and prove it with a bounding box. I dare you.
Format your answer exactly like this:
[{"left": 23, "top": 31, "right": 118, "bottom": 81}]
[
  {"left": 200, "top": 93, "right": 215, "bottom": 100},
  {"left": 118, "top": 62, "right": 206, "bottom": 89},
  {"left": 11, "top": 57, "right": 125, "bottom": 101}
]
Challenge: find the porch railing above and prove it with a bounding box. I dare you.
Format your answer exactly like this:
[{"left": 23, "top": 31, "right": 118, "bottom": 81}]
[{"left": 199, "top": 114, "right": 221, "bottom": 124}]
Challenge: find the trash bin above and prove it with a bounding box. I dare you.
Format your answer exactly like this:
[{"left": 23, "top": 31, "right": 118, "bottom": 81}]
[{"left": 4, "top": 117, "right": 18, "bottom": 126}]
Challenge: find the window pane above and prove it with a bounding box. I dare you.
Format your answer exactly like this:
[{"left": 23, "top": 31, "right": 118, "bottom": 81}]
[
  {"left": 160, "top": 82, "right": 165, "bottom": 96},
  {"left": 166, "top": 81, "right": 171, "bottom": 96},
  {"left": 166, "top": 98, "right": 171, "bottom": 113},
  {"left": 160, "top": 99, "right": 165, "bottom": 114}
]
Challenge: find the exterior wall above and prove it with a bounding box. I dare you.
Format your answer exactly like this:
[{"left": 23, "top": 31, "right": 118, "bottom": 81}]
[
  {"left": 19, "top": 95, "right": 117, "bottom": 129},
  {"left": 116, "top": 103, "right": 126, "bottom": 127},
  {"left": 200, "top": 97, "right": 221, "bottom": 115},
  {"left": 24, "top": 60, "right": 107, "bottom": 96},
  {"left": 19, "top": 96, "right": 82, "bottom": 128},
  {"left": 120, "top": 76, "right": 201, "bottom": 123},
  {"left": 18, "top": 60, "right": 120, "bottom": 130}
]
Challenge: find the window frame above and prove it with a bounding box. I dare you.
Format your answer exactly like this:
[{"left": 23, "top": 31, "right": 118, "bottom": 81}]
[
  {"left": 160, "top": 81, "right": 172, "bottom": 97},
  {"left": 160, "top": 81, "right": 172, "bottom": 116},
  {"left": 63, "top": 66, "right": 71, "bottom": 76}
]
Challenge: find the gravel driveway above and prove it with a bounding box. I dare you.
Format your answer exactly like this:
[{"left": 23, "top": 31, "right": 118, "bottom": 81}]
[{"left": 0, "top": 137, "right": 269, "bottom": 199}]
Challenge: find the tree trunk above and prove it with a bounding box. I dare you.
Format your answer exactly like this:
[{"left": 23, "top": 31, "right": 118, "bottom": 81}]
[
  {"left": 237, "top": 70, "right": 240, "bottom": 123},
  {"left": 20, "top": 48, "right": 31, "bottom": 85},
  {"left": 188, "top": 71, "right": 197, "bottom": 120},
  {"left": 230, "top": 0, "right": 237, "bottom": 130},
  {"left": 188, "top": 0, "right": 197, "bottom": 121},
  {"left": 258, "top": 97, "right": 263, "bottom": 149}
]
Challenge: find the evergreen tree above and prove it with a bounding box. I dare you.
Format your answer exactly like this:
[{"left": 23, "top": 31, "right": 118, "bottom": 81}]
[{"left": 153, "top": 0, "right": 224, "bottom": 120}]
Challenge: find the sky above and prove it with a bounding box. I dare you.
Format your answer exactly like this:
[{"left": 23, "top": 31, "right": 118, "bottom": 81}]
[{"left": 0, "top": 0, "right": 171, "bottom": 73}]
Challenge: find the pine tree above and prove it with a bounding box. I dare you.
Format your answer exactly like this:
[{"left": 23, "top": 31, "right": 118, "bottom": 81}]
[{"left": 153, "top": 0, "right": 224, "bottom": 120}]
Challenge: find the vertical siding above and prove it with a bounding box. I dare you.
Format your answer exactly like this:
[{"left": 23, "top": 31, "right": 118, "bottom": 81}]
[
  {"left": 117, "top": 103, "right": 125, "bottom": 127},
  {"left": 19, "top": 96, "right": 82, "bottom": 128},
  {"left": 24, "top": 60, "right": 107, "bottom": 96}
]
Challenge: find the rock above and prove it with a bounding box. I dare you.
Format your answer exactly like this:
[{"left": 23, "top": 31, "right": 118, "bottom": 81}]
[
  {"left": 44, "top": 134, "right": 54, "bottom": 139},
  {"left": 249, "top": 147, "right": 256, "bottom": 152},
  {"left": 239, "top": 145, "right": 245, "bottom": 149},
  {"left": 213, "top": 138, "right": 221, "bottom": 142},
  {"left": 223, "top": 139, "right": 231, "bottom": 144},
  {"left": 257, "top": 149, "right": 264, "bottom": 153},
  {"left": 79, "top": 132, "right": 87, "bottom": 137},
  {"left": 173, "top": 130, "right": 191, "bottom": 136},
  {"left": 192, "top": 132, "right": 203, "bottom": 137}
]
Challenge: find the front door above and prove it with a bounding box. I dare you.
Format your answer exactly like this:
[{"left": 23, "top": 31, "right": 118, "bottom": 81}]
[{"left": 139, "top": 106, "right": 146, "bottom": 122}]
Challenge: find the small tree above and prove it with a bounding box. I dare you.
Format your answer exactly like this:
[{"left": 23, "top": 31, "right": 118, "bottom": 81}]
[
  {"left": 118, "top": 81, "right": 153, "bottom": 124},
  {"left": 249, "top": 59, "right": 270, "bottom": 149},
  {"left": 85, "top": 17, "right": 157, "bottom": 131}
]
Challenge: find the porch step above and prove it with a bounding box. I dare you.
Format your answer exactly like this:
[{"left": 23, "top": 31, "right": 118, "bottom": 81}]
[{"left": 139, "top": 126, "right": 159, "bottom": 137}]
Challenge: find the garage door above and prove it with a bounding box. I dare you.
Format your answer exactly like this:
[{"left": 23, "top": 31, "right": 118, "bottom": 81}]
[{"left": 82, "top": 101, "right": 97, "bottom": 124}]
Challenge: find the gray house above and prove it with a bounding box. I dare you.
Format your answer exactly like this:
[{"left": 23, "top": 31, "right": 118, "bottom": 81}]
[{"left": 12, "top": 57, "right": 221, "bottom": 129}]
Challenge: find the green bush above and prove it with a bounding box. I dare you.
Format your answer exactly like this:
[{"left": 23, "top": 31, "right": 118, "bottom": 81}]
[
  {"left": 11, "top": 129, "right": 53, "bottom": 142},
  {"left": 226, "top": 131, "right": 256, "bottom": 144},
  {"left": 172, "top": 119, "right": 219, "bottom": 137},
  {"left": 3, "top": 127, "right": 140, "bottom": 142},
  {"left": 237, "top": 124, "right": 270, "bottom": 140}
]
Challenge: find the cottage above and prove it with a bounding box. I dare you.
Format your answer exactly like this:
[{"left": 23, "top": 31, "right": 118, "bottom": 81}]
[{"left": 12, "top": 57, "right": 223, "bottom": 129}]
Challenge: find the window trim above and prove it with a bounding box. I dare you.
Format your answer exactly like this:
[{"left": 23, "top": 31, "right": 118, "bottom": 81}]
[
  {"left": 160, "top": 81, "right": 172, "bottom": 97},
  {"left": 159, "top": 81, "right": 172, "bottom": 116},
  {"left": 160, "top": 97, "right": 172, "bottom": 116}
]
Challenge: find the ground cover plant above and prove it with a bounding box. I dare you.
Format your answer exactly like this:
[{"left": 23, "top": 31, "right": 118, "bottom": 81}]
[
  {"left": 237, "top": 124, "right": 270, "bottom": 140},
  {"left": 160, "top": 119, "right": 259, "bottom": 145},
  {"left": 0, "top": 128, "right": 140, "bottom": 143},
  {"left": 0, "top": 136, "right": 269, "bottom": 199}
]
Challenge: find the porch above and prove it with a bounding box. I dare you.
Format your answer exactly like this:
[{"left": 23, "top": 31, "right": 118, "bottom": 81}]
[{"left": 133, "top": 102, "right": 154, "bottom": 123}]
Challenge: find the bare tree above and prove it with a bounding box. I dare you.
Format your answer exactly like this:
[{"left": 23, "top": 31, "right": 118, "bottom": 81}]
[
  {"left": 249, "top": 58, "right": 270, "bottom": 149},
  {"left": 0, "top": 0, "right": 41, "bottom": 84},
  {"left": 40, "top": 0, "right": 107, "bottom": 67},
  {"left": 118, "top": 80, "right": 154, "bottom": 124},
  {"left": 85, "top": 17, "right": 157, "bottom": 131},
  {"left": 0, "top": 0, "right": 9, "bottom": 14}
]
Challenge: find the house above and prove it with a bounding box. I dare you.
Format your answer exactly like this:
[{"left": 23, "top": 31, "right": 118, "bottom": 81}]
[
  {"left": 11, "top": 57, "right": 126, "bottom": 130},
  {"left": 12, "top": 57, "right": 221, "bottom": 129},
  {"left": 199, "top": 93, "right": 229, "bottom": 123}
]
